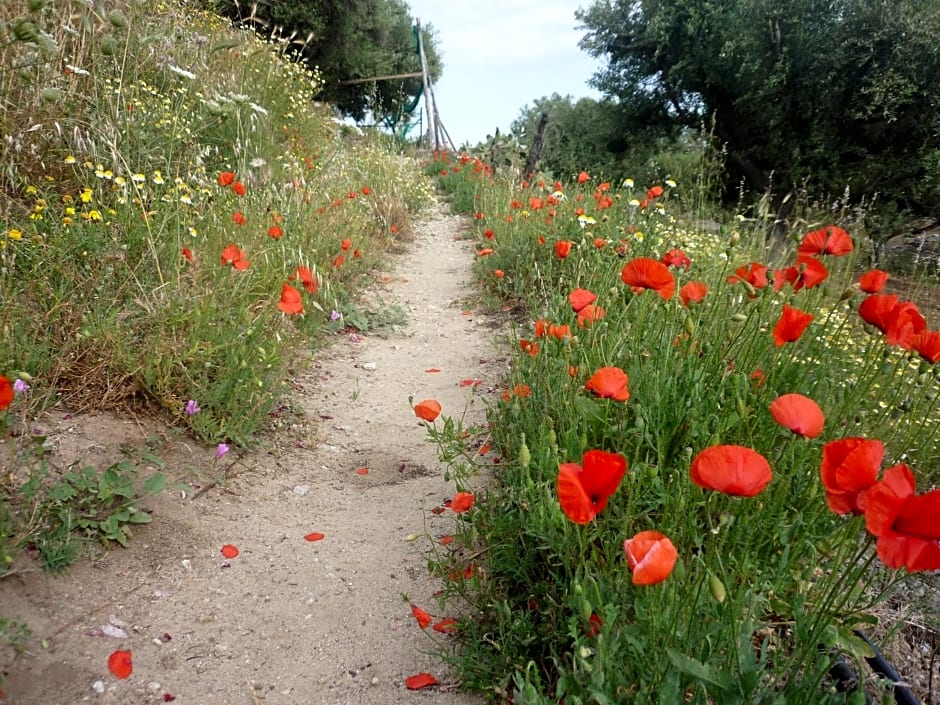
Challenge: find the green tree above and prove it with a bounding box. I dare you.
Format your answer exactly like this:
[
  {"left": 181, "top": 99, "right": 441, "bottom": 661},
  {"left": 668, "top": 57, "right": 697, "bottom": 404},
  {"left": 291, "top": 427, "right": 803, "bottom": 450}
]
[
  {"left": 576, "top": 0, "right": 940, "bottom": 219},
  {"left": 209, "top": 0, "right": 440, "bottom": 122}
]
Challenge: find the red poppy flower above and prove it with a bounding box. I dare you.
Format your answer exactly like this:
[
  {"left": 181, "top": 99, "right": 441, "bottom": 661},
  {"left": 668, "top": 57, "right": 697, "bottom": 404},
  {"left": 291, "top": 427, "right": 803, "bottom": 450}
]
[
  {"left": 289, "top": 265, "right": 318, "bottom": 294},
  {"left": 332, "top": 254, "right": 345, "bottom": 268},
  {"left": 548, "top": 324, "right": 571, "bottom": 340},
  {"left": 819, "top": 437, "right": 884, "bottom": 514},
  {"left": 414, "top": 399, "right": 442, "bottom": 422},
  {"left": 860, "top": 295, "right": 926, "bottom": 348},
  {"left": 679, "top": 281, "right": 708, "bottom": 306},
  {"left": 405, "top": 673, "right": 439, "bottom": 690},
  {"left": 494, "top": 269, "right": 504, "bottom": 278},
  {"left": 432, "top": 618, "right": 457, "bottom": 634},
  {"left": 556, "top": 449, "right": 628, "bottom": 524},
  {"left": 577, "top": 304, "right": 605, "bottom": 327},
  {"left": 484, "top": 229, "right": 495, "bottom": 240},
  {"left": 577, "top": 171, "right": 590, "bottom": 184},
  {"left": 341, "top": 238, "right": 352, "bottom": 252},
  {"left": 624, "top": 530, "right": 677, "bottom": 585},
  {"left": 690, "top": 445, "right": 772, "bottom": 497},
  {"left": 769, "top": 393, "right": 825, "bottom": 438},
  {"left": 278, "top": 283, "right": 304, "bottom": 315},
  {"left": 232, "top": 211, "right": 246, "bottom": 225},
  {"left": 798, "top": 225, "right": 853, "bottom": 256},
  {"left": 858, "top": 269, "right": 889, "bottom": 294},
  {"left": 450, "top": 492, "right": 475, "bottom": 513},
  {"left": 519, "top": 339, "right": 539, "bottom": 357},
  {"left": 789, "top": 255, "right": 829, "bottom": 291},
  {"left": 646, "top": 185, "right": 664, "bottom": 199},
  {"left": 220, "top": 244, "right": 249, "bottom": 270},
  {"left": 361, "top": 186, "right": 371, "bottom": 195},
  {"left": 585, "top": 366, "right": 630, "bottom": 402},
  {"left": 620, "top": 257, "right": 676, "bottom": 300},
  {"left": 555, "top": 240, "right": 573, "bottom": 259},
  {"left": 586, "top": 612, "right": 603, "bottom": 637},
  {"left": 181, "top": 247, "right": 194, "bottom": 263},
  {"left": 772, "top": 304, "right": 813, "bottom": 346},
  {"left": 410, "top": 604, "right": 432, "bottom": 629},
  {"left": 593, "top": 237, "right": 606, "bottom": 248},
  {"left": 501, "top": 383, "right": 532, "bottom": 400},
  {"left": 232, "top": 181, "right": 246, "bottom": 196},
  {"left": 533, "top": 319, "right": 548, "bottom": 337},
  {"left": 217, "top": 171, "right": 235, "bottom": 187},
  {"left": 0, "top": 375, "right": 12, "bottom": 410},
  {"left": 304, "top": 532, "right": 325, "bottom": 542},
  {"left": 860, "top": 463, "right": 940, "bottom": 572},
  {"left": 267, "top": 226, "right": 283, "bottom": 239},
  {"left": 529, "top": 197, "right": 543, "bottom": 210},
  {"left": 661, "top": 248, "right": 691, "bottom": 271},
  {"left": 727, "top": 262, "right": 769, "bottom": 294},
  {"left": 477, "top": 248, "right": 494, "bottom": 257},
  {"left": 569, "top": 288, "right": 597, "bottom": 312},
  {"left": 911, "top": 330, "right": 940, "bottom": 363},
  {"left": 108, "top": 649, "right": 133, "bottom": 679}
]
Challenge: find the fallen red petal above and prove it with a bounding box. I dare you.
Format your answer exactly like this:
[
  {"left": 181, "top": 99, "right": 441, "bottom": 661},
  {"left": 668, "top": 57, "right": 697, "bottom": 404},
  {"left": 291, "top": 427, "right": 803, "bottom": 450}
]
[
  {"left": 405, "top": 673, "right": 439, "bottom": 690},
  {"left": 220, "top": 544, "right": 239, "bottom": 559},
  {"left": 304, "top": 532, "right": 326, "bottom": 542},
  {"left": 355, "top": 468, "right": 369, "bottom": 475},
  {"left": 410, "top": 604, "right": 433, "bottom": 629},
  {"left": 425, "top": 368, "right": 441, "bottom": 373},
  {"left": 432, "top": 618, "right": 457, "bottom": 634}
]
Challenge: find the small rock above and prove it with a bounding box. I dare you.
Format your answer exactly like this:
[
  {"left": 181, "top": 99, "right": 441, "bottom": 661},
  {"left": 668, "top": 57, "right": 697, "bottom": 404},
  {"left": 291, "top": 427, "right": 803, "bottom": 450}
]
[
  {"left": 371, "top": 677, "right": 380, "bottom": 686},
  {"left": 292, "top": 484, "right": 310, "bottom": 496},
  {"left": 92, "top": 680, "right": 105, "bottom": 694},
  {"left": 360, "top": 362, "right": 377, "bottom": 371},
  {"left": 181, "top": 559, "right": 191, "bottom": 570}
]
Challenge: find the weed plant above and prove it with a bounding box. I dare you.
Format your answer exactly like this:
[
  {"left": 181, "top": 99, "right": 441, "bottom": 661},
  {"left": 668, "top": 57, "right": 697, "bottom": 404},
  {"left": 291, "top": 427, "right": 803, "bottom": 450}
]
[{"left": 422, "top": 151, "right": 939, "bottom": 704}]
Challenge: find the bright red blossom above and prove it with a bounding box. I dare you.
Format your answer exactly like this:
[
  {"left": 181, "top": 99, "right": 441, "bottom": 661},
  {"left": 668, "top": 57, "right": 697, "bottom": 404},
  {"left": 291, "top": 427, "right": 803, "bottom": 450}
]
[
  {"left": 577, "top": 304, "right": 605, "bottom": 327},
  {"left": 220, "top": 244, "right": 249, "bottom": 270},
  {"left": 414, "top": 399, "right": 442, "bottom": 422},
  {"left": 769, "top": 393, "right": 825, "bottom": 438},
  {"left": 858, "top": 269, "right": 889, "bottom": 294},
  {"left": 405, "top": 673, "right": 439, "bottom": 690},
  {"left": 585, "top": 366, "right": 630, "bottom": 402},
  {"left": 728, "top": 262, "right": 769, "bottom": 294},
  {"left": 277, "top": 283, "right": 304, "bottom": 315},
  {"left": 557, "top": 450, "right": 628, "bottom": 524},
  {"left": 772, "top": 304, "right": 814, "bottom": 346},
  {"left": 620, "top": 257, "right": 676, "bottom": 300},
  {"left": 860, "top": 463, "right": 940, "bottom": 572},
  {"left": 0, "top": 376, "right": 12, "bottom": 410},
  {"left": 554, "top": 240, "right": 573, "bottom": 259},
  {"left": 217, "top": 171, "right": 235, "bottom": 187},
  {"left": 798, "top": 225, "right": 853, "bottom": 256},
  {"left": 661, "top": 248, "right": 691, "bottom": 271},
  {"left": 450, "top": 492, "right": 475, "bottom": 513},
  {"left": 568, "top": 288, "right": 597, "bottom": 312},
  {"left": 911, "top": 330, "right": 940, "bottom": 363},
  {"left": 624, "top": 530, "right": 678, "bottom": 585},
  {"left": 690, "top": 445, "right": 773, "bottom": 497},
  {"left": 819, "top": 437, "right": 884, "bottom": 514},
  {"left": 410, "top": 604, "right": 432, "bottom": 629},
  {"left": 679, "top": 281, "right": 708, "bottom": 306}
]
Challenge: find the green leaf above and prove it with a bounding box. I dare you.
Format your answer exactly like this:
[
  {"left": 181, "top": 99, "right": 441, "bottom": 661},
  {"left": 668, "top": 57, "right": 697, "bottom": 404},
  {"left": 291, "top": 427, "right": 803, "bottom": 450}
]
[
  {"left": 834, "top": 626, "right": 875, "bottom": 662},
  {"left": 141, "top": 451, "right": 165, "bottom": 469},
  {"left": 127, "top": 511, "right": 152, "bottom": 524},
  {"left": 141, "top": 473, "right": 166, "bottom": 496},
  {"left": 573, "top": 395, "right": 604, "bottom": 422},
  {"left": 665, "top": 649, "right": 734, "bottom": 692}
]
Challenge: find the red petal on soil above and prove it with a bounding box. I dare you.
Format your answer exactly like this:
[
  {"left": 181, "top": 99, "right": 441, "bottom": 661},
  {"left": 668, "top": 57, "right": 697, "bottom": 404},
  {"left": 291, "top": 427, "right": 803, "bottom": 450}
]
[
  {"left": 410, "top": 604, "right": 432, "bottom": 629},
  {"left": 458, "top": 379, "right": 483, "bottom": 387},
  {"left": 430, "top": 506, "right": 445, "bottom": 515},
  {"left": 304, "top": 532, "right": 326, "bottom": 542},
  {"left": 355, "top": 468, "right": 369, "bottom": 475},
  {"left": 432, "top": 618, "right": 457, "bottom": 633},
  {"left": 425, "top": 368, "right": 442, "bottom": 373},
  {"left": 438, "top": 535, "right": 454, "bottom": 545},
  {"left": 405, "top": 673, "right": 439, "bottom": 690},
  {"left": 107, "top": 649, "right": 133, "bottom": 679},
  {"left": 220, "top": 544, "right": 239, "bottom": 558}
]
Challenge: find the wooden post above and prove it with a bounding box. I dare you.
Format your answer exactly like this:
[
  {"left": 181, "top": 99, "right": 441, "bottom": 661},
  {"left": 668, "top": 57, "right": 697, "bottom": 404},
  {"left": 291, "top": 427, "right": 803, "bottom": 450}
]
[
  {"left": 415, "top": 19, "right": 436, "bottom": 149},
  {"left": 523, "top": 112, "right": 550, "bottom": 178}
]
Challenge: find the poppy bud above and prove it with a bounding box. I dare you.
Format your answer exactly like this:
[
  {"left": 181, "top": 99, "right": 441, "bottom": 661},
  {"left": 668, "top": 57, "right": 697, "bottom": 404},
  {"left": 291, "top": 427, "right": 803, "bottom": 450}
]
[
  {"left": 840, "top": 287, "right": 856, "bottom": 301},
  {"left": 730, "top": 313, "right": 748, "bottom": 323},
  {"left": 736, "top": 396, "right": 748, "bottom": 419},
  {"left": 581, "top": 598, "right": 593, "bottom": 623},
  {"left": 729, "top": 232, "right": 740, "bottom": 247},
  {"left": 708, "top": 573, "right": 727, "bottom": 603},
  {"left": 684, "top": 317, "right": 695, "bottom": 337},
  {"left": 518, "top": 438, "right": 531, "bottom": 469},
  {"left": 547, "top": 429, "right": 556, "bottom": 447}
]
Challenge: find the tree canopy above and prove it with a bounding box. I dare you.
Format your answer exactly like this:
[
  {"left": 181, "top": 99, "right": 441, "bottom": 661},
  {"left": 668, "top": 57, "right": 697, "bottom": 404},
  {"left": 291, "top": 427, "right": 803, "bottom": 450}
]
[
  {"left": 576, "top": 0, "right": 940, "bottom": 217},
  {"left": 209, "top": 0, "right": 440, "bottom": 123}
]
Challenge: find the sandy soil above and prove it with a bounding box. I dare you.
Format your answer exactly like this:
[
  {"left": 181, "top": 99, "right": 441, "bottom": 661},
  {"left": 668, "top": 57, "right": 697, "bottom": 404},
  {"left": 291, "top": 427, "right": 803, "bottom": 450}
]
[{"left": 0, "top": 207, "right": 500, "bottom": 705}]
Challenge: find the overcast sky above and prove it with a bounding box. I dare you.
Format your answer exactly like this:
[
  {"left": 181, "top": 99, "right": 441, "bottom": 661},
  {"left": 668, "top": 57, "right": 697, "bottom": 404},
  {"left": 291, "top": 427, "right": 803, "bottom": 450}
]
[{"left": 403, "top": 1, "right": 604, "bottom": 147}]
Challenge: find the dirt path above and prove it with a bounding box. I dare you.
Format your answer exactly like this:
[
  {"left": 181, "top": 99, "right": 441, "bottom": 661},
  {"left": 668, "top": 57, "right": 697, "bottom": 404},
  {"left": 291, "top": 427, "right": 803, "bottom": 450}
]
[{"left": 1, "top": 207, "right": 498, "bottom": 705}]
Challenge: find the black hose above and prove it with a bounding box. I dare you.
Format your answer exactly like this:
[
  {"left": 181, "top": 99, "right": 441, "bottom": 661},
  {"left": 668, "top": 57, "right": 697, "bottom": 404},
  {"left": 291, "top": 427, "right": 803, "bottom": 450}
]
[{"left": 853, "top": 630, "right": 922, "bottom": 705}]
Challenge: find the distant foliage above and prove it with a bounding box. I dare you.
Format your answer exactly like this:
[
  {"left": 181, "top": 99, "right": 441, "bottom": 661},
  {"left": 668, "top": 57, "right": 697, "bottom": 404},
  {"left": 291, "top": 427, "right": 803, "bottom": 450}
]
[
  {"left": 206, "top": 0, "right": 441, "bottom": 122},
  {"left": 576, "top": 0, "right": 940, "bottom": 220}
]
